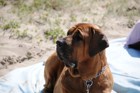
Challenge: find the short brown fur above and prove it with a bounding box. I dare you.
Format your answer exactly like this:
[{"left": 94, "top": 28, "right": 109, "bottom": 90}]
[{"left": 43, "top": 23, "right": 113, "bottom": 93}]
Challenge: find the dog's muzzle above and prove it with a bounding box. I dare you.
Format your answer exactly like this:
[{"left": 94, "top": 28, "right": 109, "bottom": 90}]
[{"left": 56, "top": 39, "right": 76, "bottom": 68}]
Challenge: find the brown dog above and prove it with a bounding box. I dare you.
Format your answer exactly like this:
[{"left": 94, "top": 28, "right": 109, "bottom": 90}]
[{"left": 43, "top": 23, "right": 114, "bottom": 93}]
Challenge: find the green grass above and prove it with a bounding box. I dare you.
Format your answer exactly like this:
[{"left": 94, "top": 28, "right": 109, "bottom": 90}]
[
  {"left": 16, "top": 29, "right": 28, "bottom": 39},
  {"left": 54, "top": 18, "right": 62, "bottom": 26},
  {"left": 44, "top": 27, "right": 65, "bottom": 43},
  {"left": 2, "top": 20, "right": 20, "bottom": 30},
  {"left": 82, "top": 17, "right": 88, "bottom": 22},
  {"left": 1, "top": 0, "right": 140, "bottom": 42},
  {"left": 33, "top": 0, "right": 66, "bottom": 10},
  {"left": 0, "top": 0, "right": 6, "bottom": 6},
  {"left": 12, "top": 0, "right": 69, "bottom": 14},
  {"left": 13, "top": 1, "right": 33, "bottom": 17},
  {"left": 10, "top": 29, "right": 32, "bottom": 39},
  {"left": 70, "top": 14, "right": 77, "bottom": 22}
]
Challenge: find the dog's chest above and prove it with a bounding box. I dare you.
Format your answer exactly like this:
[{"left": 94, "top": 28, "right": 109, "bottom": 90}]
[
  {"left": 61, "top": 70, "right": 86, "bottom": 93},
  {"left": 58, "top": 70, "right": 109, "bottom": 93}
]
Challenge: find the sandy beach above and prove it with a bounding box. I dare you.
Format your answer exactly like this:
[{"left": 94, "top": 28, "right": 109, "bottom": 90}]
[{"left": 0, "top": 0, "right": 139, "bottom": 76}]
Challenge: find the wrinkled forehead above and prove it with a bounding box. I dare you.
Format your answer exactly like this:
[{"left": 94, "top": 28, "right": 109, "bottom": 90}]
[
  {"left": 75, "top": 23, "right": 100, "bottom": 30},
  {"left": 67, "top": 23, "right": 100, "bottom": 35}
]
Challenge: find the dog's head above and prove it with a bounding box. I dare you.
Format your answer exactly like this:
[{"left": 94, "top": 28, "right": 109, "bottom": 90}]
[{"left": 56, "top": 23, "right": 109, "bottom": 78}]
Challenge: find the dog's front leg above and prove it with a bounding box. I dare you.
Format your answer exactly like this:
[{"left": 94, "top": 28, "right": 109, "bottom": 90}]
[{"left": 43, "top": 52, "right": 64, "bottom": 93}]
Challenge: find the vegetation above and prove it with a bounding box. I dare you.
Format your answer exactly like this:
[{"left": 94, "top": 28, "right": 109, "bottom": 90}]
[
  {"left": 44, "top": 27, "right": 65, "bottom": 43},
  {"left": 2, "top": 20, "right": 20, "bottom": 30},
  {"left": 0, "top": 0, "right": 140, "bottom": 41},
  {"left": 105, "top": 0, "right": 140, "bottom": 28},
  {"left": 0, "top": 0, "right": 6, "bottom": 6}
]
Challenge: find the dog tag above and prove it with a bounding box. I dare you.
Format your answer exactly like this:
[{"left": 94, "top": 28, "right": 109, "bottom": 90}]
[{"left": 85, "top": 80, "right": 93, "bottom": 93}]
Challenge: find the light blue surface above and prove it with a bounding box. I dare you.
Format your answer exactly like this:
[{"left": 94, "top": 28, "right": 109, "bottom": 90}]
[
  {"left": 0, "top": 63, "right": 45, "bottom": 93},
  {"left": 0, "top": 38, "right": 140, "bottom": 93},
  {"left": 107, "top": 38, "right": 140, "bottom": 93}
]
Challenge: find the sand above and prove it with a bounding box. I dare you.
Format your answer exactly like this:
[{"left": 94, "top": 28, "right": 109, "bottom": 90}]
[{"left": 0, "top": 0, "right": 139, "bottom": 76}]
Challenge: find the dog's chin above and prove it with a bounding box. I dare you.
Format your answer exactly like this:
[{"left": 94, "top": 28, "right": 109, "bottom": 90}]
[
  {"left": 57, "top": 45, "right": 71, "bottom": 61},
  {"left": 57, "top": 51, "right": 64, "bottom": 61},
  {"left": 57, "top": 49, "right": 77, "bottom": 68},
  {"left": 57, "top": 44, "right": 79, "bottom": 74},
  {"left": 69, "top": 68, "right": 80, "bottom": 77}
]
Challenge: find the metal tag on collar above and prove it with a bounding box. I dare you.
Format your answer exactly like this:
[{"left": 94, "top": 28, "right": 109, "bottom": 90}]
[{"left": 85, "top": 80, "right": 93, "bottom": 93}]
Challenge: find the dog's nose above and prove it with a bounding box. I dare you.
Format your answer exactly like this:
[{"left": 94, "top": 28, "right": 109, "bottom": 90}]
[{"left": 56, "top": 39, "right": 65, "bottom": 46}]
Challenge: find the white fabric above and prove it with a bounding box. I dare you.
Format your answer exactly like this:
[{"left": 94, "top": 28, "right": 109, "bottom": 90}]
[
  {"left": 125, "top": 20, "right": 140, "bottom": 46},
  {"left": 107, "top": 38, "right": 140, "bottom": 93},
  {"left": 0, "top": 38, "right": 140, "bottom": 93},
  {"left": 0, "top": 63, "right": 45, "bottom": 93}
]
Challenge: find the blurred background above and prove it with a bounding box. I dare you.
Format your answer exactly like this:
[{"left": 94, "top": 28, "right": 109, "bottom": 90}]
[{"left": 0, "top": 0, "right": 140, "bottom": 76}]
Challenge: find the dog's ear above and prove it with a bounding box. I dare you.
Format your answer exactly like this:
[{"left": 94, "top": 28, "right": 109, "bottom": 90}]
[{"left": 88, "top": 27, "right": 109, "bottom": 56}]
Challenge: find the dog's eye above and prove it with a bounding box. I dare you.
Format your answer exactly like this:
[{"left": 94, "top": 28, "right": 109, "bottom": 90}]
[{"left": 67, "top": 31, "right": 72, "bottom": 35}]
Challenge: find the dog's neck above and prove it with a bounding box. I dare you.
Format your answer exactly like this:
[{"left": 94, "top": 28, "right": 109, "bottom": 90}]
[
  {"left": 83, "top": 51, "right": 107, "bottom": 80},
  {"left": 68, "top": 51, "right": 107, "bottom": 80}
]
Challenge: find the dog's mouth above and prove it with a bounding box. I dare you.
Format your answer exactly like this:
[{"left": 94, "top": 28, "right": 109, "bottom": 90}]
[
  {"left": 56, "top": 39, "right": 76, "bottom": 68},
  {"left": 56, "top": 39, "right": 80, "bottom": 77}
]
